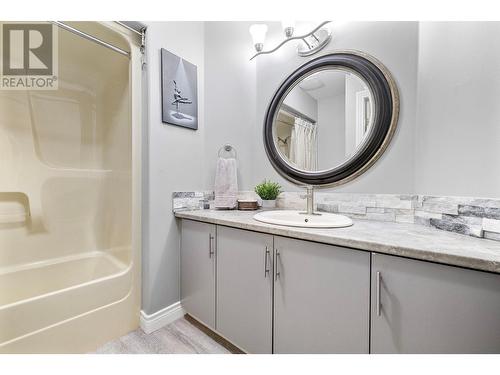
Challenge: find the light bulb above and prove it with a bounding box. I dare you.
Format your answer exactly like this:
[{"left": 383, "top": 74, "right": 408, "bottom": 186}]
[
  {"left": 249, "top": 24, "right": 268, "bottom": 52},
  {"left": 281, "top": 20, "right": 295, "bottom": 38}
]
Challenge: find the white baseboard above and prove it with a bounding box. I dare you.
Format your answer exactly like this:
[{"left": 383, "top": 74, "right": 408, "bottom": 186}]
[{"left": 140, "top": 301, "right": 185, "bottom": 334}]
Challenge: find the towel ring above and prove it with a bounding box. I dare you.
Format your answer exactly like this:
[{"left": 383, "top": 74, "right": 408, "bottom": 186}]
[{"left": 218, "top": 144, "right": 237, "bottom": 159}]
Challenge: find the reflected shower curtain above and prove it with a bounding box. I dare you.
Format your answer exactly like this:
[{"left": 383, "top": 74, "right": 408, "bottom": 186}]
[{"left": 289, "top": 117, "right": 317, "bottom": 170}]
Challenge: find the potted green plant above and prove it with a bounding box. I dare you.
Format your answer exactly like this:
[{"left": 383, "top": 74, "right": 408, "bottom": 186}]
[{"left": 254, "top": 180, "right": 282, "bottom": 209}]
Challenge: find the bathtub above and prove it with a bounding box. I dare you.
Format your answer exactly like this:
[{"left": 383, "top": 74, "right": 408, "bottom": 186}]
[
  {"left": 0, "top": 21, "right": 142, "bottom": 353},
  {"left": 0, "top": 250, "right": 138, "bottom": 353}
]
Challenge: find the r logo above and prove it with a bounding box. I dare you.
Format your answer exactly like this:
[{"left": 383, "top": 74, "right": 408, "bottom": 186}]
[{"left": 2, "top": 23, "right": 53, "bottom": 75}]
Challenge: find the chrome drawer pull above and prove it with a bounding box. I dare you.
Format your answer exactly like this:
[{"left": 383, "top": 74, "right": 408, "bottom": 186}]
[
  {"left": 264, "top": 246, "right": 271, "bottom": 277},
  {"left": 376, "top": 271, "right": 381, "bottom": 316},
  {"left": 208, "top": 233, "right": 215, "bottom": 258},
  {"left": 275, "top": 250, "right": 281, "bottom": 280}
]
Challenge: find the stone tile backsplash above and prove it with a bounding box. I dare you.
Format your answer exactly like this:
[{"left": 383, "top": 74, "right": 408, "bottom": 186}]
[
  {"left": 172, "top": 191, "right": 213, "bottom": 211},
  {"left": 278, "top": 192, "right": 500, "bottom": 241},
  {"left": 173, "top": 191, "right": 500, "bottom": 242},
  {"left": 172, "top": 191, "right": 259, "bottom": 212}
]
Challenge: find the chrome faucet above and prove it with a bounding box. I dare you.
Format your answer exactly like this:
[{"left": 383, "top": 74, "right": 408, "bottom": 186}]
[{"left": 300, "top": 186, "right": 317, "bottom": 215}]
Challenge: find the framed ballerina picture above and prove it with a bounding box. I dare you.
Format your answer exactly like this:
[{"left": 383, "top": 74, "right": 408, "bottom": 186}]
[{"left": 160, "top": 48, "right": 198, "bottom": 130}]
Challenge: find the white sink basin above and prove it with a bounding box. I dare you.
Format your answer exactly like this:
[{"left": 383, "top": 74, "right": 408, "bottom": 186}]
[{"left": 253, "top": 210, "right": 353, "bottom": 228}]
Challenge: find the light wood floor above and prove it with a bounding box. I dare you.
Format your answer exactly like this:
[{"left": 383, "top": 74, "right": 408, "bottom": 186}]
[{"left": 93, "top": 318, "right": 231, "bottom": 354}]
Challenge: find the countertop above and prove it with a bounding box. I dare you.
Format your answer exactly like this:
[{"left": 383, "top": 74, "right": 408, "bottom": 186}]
[{"left": 175, "top": 209, "right": 500, "bottom": 274}]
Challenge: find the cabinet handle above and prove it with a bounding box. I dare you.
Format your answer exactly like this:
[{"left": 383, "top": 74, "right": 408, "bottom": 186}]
[
  {"left": 376, "top": 271, "right": 381, "bottom": 316},
  {"left": 208, "top": 233, "right": 215, "bottom": 258},
  {"left": 275, "top": 249, "right": 281, "bottom": 280},
  {"left": 264, "top": 246, "right": 270, "bottom": 277}
]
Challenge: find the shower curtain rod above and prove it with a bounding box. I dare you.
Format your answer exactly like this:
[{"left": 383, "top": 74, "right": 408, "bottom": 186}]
[
  {"left": 115, "top": 21, "right": 144, "bottom": 36},
  {"left": 280, "top": 103, "right": 317, "bottom": 124},
  {"left": 51, "top": 21, "right": 131, "bottom": 58}
]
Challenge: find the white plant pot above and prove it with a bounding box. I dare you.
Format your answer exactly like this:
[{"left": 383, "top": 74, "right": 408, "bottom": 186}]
[{"left": 261, "top": 199, "right": 276, "bottom": 209}]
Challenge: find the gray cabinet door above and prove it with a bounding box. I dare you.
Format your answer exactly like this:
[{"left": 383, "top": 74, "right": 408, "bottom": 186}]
[
  {"left": 216, "top": 226, "right": 273, "bottom": 353},
  {"left": 371, "top": 253, "right": 500, "bottom": 353},
  {"left": 274, "top": 236, "right": 370, "bottom": 353},
  {"left": 180, "top": 219, "right": 216, "bottom": 329}
]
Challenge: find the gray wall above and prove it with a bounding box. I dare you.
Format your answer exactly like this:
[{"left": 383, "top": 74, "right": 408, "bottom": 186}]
[
  {"left": 317, "top": 94, "right": 345, "bottom": 170},
  {"left": 203, "top": 22, "right": 256, "bottom": 190},
  {"left": 253, "top": 22, "right": 419, "bottom": 193},
  {"left": 142, "top": 22, "right": 257, "bottom": 315},
  {"left": 414, "top": 22, "right": 500, "bottom": 198},
  {"left": 283, "top": 87, "right": 318, "bottom": 122},
  {"left": 142, "top": 22, "right": 206, "bottom": 315}
]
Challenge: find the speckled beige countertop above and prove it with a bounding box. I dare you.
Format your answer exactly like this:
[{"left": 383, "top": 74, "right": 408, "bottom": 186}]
[{"left": 175, "top": 209, "right": 500, "bottom": 274}]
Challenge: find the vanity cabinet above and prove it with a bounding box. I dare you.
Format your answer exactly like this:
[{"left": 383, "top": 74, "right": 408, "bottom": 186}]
[
  {"left": 180, "top": 220, "right": 216, "bottom": 329},
  {"left": 273, "top": 236, "right": 370, "bottom": 353},
  {"left": 371, "top": 253, "right": 500, "bottom": 353},
  {"left": 179, "top": 218, "right": 500, "bottom": 354},
  {"left": 216, "top": 226, "right": 273, "bottom": 353}
]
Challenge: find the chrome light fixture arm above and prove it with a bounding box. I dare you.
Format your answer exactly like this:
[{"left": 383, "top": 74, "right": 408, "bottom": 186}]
[{"left": 250, "top": 21, "right": 332, "bottom": 60}]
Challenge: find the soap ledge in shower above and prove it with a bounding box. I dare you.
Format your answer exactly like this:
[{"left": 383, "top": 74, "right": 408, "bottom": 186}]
[{"left": 0, "top": 192, "right": 30, "bottom": 225}]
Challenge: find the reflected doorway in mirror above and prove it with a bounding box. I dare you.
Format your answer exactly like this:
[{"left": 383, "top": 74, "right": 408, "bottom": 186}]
[{"left": 355, "top": 89, "right": 372, "bottom": 151}]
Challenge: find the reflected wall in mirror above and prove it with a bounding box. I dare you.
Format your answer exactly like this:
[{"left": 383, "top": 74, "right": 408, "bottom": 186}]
[{"left": 274, "top": 69, "right": 373, "bottom": 172}]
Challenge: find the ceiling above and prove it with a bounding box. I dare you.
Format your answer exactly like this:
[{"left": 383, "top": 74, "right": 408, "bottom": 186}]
[{"left": 297, "top": 70, "right": 366, "bottom": 100}]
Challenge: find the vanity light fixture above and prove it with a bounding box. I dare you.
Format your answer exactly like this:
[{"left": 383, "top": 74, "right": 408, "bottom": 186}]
[{"left": 249, "top": 21, "right": 332, "bottom": 60}]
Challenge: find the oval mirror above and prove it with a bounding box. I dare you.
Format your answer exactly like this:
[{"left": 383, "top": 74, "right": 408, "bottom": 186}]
[{"left": 264, "top": 51, "right": 399, "bottom": 186}]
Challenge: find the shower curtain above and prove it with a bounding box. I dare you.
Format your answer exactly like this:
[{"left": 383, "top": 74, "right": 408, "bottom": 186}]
[{"left": 289, "top": 117, "right": 318, "bottom": 170}]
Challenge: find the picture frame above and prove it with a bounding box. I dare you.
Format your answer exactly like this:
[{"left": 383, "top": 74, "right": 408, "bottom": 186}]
[{"left": 161, "top": 48, "right": 198, "bottom": 130}]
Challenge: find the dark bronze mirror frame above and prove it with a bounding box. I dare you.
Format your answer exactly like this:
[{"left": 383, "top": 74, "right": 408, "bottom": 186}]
[{"left": 263, "top": 50, "right": 399, "bottom": 187}]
